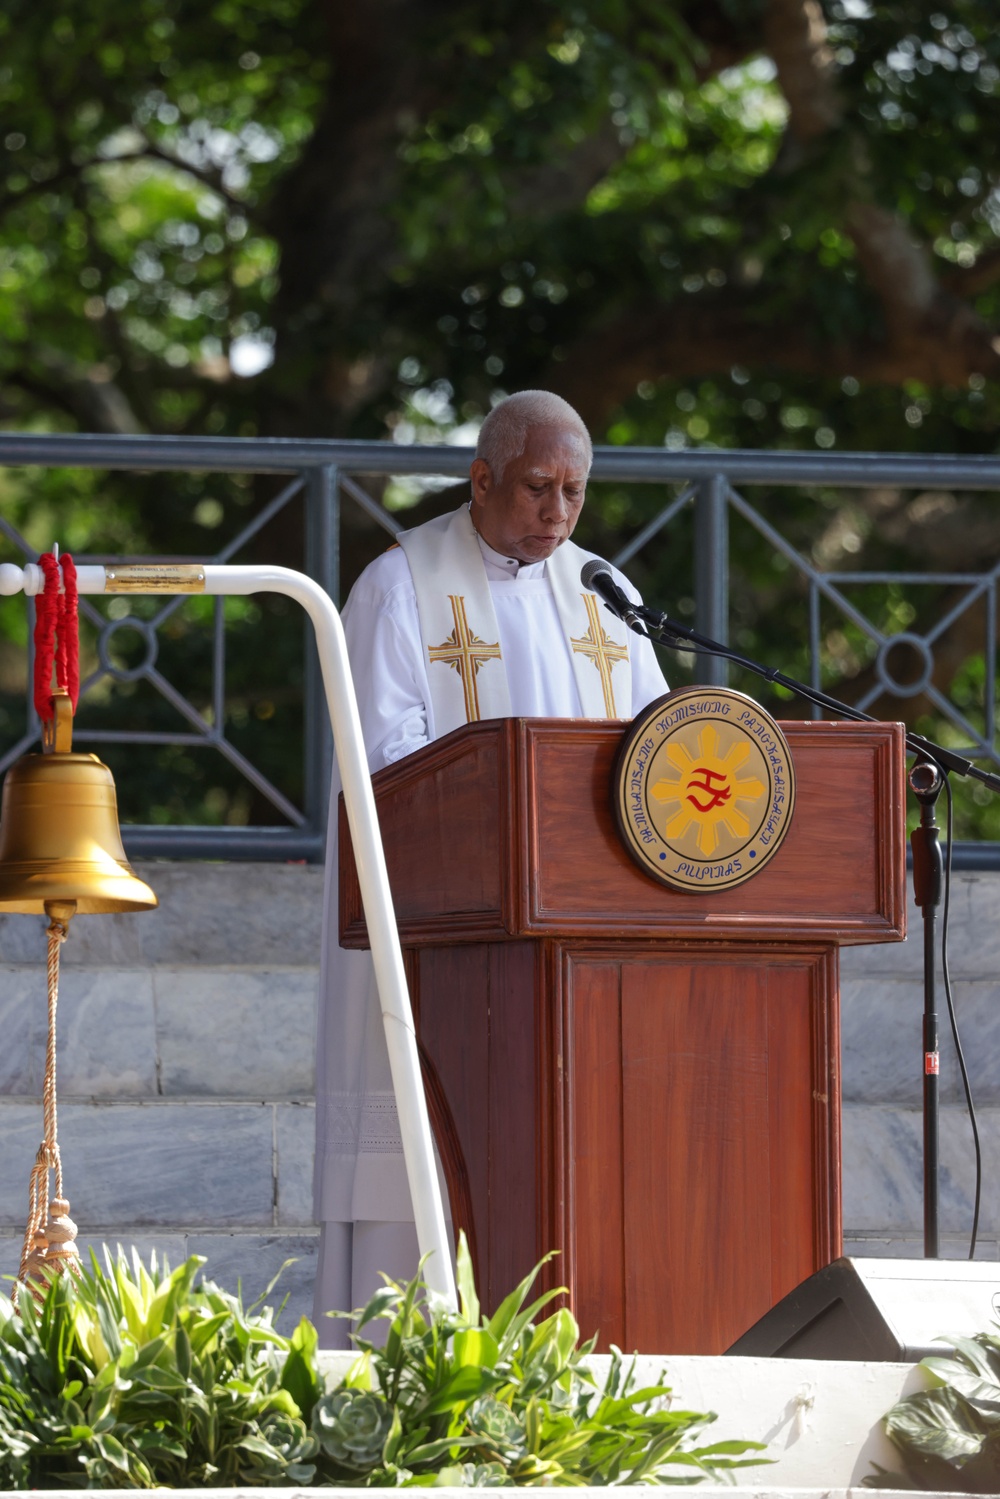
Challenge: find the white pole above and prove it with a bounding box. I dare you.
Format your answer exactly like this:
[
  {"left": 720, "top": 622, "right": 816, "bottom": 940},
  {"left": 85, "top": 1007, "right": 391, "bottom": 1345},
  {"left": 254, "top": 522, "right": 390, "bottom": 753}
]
[{"left": 0, "top": 558, "right": 457, "bottom": 1309}]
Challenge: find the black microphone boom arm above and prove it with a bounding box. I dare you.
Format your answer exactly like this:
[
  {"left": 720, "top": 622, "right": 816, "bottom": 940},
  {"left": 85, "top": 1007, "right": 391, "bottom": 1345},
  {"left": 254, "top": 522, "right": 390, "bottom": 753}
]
[{"left": 635, "top": 603, "right": 1000, "bottom": 794}]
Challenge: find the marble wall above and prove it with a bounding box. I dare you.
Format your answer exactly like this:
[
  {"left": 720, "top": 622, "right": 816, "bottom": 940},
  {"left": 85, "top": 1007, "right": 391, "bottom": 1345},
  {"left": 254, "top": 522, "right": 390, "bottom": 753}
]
[
  {"left": 0, "top": 862, "right": 324, "bottom": 1329},
  {"left": 841, "top": 870, "right": 1000, "bottom": 1260}
]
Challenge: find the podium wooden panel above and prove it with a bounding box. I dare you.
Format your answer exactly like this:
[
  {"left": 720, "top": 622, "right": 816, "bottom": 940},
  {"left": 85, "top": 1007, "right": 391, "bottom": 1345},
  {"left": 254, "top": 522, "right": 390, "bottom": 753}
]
[{"left": 340, "top": 717, "right": 906, "bottom": 1353}]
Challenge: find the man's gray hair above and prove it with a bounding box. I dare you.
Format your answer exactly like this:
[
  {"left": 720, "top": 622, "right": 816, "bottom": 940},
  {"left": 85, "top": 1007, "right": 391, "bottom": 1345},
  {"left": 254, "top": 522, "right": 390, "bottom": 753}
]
[{"left": 475, "top": 390, "right": 592, "bottom": 482}]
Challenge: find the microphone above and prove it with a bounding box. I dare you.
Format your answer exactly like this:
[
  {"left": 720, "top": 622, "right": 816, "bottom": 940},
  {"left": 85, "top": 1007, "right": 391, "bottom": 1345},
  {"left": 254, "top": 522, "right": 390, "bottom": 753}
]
[{"left": 580, "top": 558, "right": 645, "bottom": 631}]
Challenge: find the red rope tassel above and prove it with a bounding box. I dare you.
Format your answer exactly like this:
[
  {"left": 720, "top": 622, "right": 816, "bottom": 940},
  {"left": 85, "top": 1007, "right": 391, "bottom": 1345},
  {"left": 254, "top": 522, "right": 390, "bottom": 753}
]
[
  {"left": 57, "top": 555, "right": 79, "bottom": 711},
  {"left": 32, "top": 554, "right": 80, "bottom": 722}
]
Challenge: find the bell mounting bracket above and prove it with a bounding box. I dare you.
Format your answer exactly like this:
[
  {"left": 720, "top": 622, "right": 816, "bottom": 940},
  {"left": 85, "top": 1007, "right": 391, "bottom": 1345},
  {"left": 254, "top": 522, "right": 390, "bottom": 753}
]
[{"left": 41, "top": 690, "right": 73, "bottom": 756}]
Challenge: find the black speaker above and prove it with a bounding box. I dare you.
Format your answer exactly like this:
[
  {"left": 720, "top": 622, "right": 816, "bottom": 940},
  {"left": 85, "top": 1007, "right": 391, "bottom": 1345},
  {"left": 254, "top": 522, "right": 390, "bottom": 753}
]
[{"left": 726, "top": 1257, "right": 1000, "bottom": 1361}]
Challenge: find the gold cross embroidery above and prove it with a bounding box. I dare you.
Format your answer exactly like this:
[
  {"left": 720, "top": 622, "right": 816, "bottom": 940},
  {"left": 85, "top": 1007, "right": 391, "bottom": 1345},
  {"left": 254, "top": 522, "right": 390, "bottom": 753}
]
[
  {"left": 571, "top": 592, "right": 629, "bottom": 717},
  {"left": 427, "top": 594, "right": 503, "bottom": 722}
]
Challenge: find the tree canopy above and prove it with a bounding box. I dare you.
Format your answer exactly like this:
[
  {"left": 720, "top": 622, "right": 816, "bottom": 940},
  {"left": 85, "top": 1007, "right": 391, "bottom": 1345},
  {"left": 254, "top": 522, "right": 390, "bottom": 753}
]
[
  {"left": 1, "top": 0, "right": 999, "bottom": 835},
  {"left": 3, "top": 0, "right": 1000, "bottom": 450}
]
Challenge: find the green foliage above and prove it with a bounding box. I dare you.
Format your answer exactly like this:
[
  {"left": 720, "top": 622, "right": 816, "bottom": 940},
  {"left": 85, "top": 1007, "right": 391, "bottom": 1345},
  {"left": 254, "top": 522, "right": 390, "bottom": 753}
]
[
  {"left": 3, "top": 0, "right": 1000, "bottom": 834},
  {"left": 353, "top": 0, "right": 1000, "bottom": 451},
  {"left": 0, "top": 0, "right": 325, "bottom": 827},
  {"left": 312, "top": 1235, "right": 768, "bottom": 1486},
  {"left": 0, "top": 1246, "right": 315, "bottom": 1488},
  {"left": 0, "top": 1237, "right": 767, "bottom": 1488},
  {"left": 867, "top": 1331, "right": 1000, "bottom": 1492},
  {"left": 0, "top": 0, "right": 324, "bottom": 435},
  {"left": 3, "top": 0, "right": 1000, "bottom": 448}
]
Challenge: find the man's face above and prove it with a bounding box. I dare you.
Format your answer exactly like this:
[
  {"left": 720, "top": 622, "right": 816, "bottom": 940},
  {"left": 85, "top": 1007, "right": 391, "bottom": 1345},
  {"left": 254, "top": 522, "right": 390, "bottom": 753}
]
[{"left": 470, "top": 423, "right": 589, "bottom": 565}]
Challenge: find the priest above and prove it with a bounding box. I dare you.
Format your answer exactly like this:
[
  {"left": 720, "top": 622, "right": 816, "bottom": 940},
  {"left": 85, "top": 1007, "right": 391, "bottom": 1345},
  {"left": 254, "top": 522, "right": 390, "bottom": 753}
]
[{"left": 313, "top": 389, "right": 668, "bottom": 1342}]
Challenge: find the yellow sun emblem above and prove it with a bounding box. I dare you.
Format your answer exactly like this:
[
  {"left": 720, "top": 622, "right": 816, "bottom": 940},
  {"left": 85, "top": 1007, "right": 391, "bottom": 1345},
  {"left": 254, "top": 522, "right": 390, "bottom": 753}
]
[{"left": 650, "top": 724, "right": 766, "bottom": 856}]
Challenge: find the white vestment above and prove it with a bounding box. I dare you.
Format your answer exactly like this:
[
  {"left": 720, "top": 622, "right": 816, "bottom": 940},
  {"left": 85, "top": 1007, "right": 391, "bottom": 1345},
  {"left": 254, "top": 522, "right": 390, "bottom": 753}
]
[{"left": 313, "top": 505, "right": 667, "bottom": 1341}]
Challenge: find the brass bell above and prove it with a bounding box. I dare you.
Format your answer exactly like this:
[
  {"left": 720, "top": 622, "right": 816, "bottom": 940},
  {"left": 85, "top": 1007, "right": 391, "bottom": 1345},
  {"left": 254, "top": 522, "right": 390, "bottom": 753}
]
[{"left": 0, "top": 692, "right": 157, "bottom": 918}]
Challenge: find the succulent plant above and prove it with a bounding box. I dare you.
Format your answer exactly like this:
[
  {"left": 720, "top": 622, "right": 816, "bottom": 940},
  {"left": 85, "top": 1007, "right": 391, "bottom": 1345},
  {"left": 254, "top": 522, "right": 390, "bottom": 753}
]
[
  {"left": 459, "top": 1460, "right": 511, "bottom": 1486},
  {"left": 242, "top": 1412, "right": 320, "bottom": 1486},
  {"left": 467, "top": 1395, "right": 526, "bottom": 1459},
  {"left": 311, "top": 1388, "right": 392, "bottom": 1473}
]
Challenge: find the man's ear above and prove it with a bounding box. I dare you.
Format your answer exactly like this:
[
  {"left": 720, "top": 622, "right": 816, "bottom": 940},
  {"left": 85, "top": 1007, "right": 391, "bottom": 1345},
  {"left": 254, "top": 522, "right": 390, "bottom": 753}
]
[{"left": 469, "top": 458, "right": 492, "bottom": 508}]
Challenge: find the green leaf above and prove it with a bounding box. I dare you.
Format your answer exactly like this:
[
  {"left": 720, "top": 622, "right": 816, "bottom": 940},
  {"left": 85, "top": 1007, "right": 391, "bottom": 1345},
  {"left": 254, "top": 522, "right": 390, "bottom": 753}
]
[
  {"left": 280, "top": 1316, "right": 320, "bottom": 1418},
  {"left": 525, "top": 1306, "right": 579, "bottom": 1369},
  {"left": 491, "top": 1288, "right": 569, "bottom": 1362},
  {"left": 174, "top": 1323, "right": 192, "bottom": 1380},
  {"left": 421, "top": 1364, "right": 498, "bottom": 1416},
  {"left": 428, "top": 1463, "right": 468, "bottom": 1486},
  {"left": 453, "top": 1327, "right": 499, "bottom": 1369},
  {"left": 343, "top": 1350, "right": 373, "bottom": 1391},
  {"left": 354, "top": 1284, "right": 401, "bottom": 1333},
  {"left": 942, "top": 1335, "right": 1000, "bottom": 1389},
  {"left": 696, "top": 1438, "right": 770, "bottom": 1455},
  {"left": 93, "top": 1430, "right": 133, "bottom": 1474},
  {"left": 455, "top": 1230, "right": 480, "bottom": 1327},
  {"left": 131, "top": 1363, "right": 189, "bottom": 1390},
  {"left": 524, "top": 1397, "right": 542, "bottom": 1455},
  {"left": 404, "top": 1434, "right": 482, "bottom": 1465},
  {"left": 885, "top": 1386, "right": 987, "bottom": 1463},
  {"left": 383, "top": 1404, "right": 405, "bottom": 1466},
  {"left": 485, "top": 1254, "right": 560, "bottom": 1348},
  {"left": 922, "top": 1355, "right": 1000, "bottom": 1411}
]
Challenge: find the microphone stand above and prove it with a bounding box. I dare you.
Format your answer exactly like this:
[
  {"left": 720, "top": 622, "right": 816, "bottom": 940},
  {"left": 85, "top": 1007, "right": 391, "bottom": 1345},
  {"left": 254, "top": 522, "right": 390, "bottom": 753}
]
[
  {"left": 620, "top": 599, "right": 1000, "bottom": 1258},
  {"left": 909, "top": 760, "right": 944, "bottom": 1259}
]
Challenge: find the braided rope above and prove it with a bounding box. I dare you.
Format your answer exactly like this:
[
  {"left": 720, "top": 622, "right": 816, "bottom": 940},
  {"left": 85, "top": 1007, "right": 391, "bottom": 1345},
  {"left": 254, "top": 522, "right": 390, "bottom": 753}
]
[
  {"left": 32, "top": 555, "right": 59, "bottom": 724},
  {"left": 32, "top": 553, "right": 80, "bottom": 722},
  {"left": 14, "top": 549, "right": 81, "bottom": 1307},
  {"left": 43, "top": 916, "right": 65, "bottom": 1201},
  {"left": 15, "top": 914, "right": 74, "bottom": 1304}
]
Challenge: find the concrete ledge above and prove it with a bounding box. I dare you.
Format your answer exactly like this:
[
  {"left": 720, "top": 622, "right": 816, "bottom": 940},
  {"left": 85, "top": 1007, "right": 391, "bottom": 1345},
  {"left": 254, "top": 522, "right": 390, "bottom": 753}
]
[
  {"left": 5, "top": 1490, "right": 963, "bottom": 1498},
  {"left": 0, "top": 1490, "right": 964, "bottom": 1499}
]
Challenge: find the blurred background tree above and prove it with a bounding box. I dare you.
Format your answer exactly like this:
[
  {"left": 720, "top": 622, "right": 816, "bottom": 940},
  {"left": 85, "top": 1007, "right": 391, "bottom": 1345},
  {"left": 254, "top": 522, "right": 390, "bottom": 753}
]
[{"left": 0, "top": 0, "right": 998, "bottom": 834}]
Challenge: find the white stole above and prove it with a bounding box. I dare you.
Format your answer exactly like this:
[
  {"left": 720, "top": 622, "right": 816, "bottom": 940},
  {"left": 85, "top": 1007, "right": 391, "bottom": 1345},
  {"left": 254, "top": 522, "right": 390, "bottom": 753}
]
[{"left": 397, "top": 504, "right": 632, "bottom": 736}]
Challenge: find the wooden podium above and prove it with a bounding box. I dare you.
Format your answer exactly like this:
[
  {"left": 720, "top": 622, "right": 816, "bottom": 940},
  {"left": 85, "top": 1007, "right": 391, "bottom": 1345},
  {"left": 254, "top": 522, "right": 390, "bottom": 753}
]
[{"left": 340, "top": 716, "right": 906, "bottom": 1354}]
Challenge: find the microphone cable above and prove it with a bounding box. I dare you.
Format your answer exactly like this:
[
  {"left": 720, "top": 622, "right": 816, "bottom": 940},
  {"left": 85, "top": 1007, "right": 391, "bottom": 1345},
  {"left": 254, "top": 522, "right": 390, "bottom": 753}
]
[{"left": 938, "top": 774, "right": 982, "bottom": 1259}]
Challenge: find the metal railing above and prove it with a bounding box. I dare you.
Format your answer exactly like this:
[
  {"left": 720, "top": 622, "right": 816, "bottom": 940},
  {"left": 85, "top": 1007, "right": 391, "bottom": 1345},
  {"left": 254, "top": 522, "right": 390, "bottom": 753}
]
[{"left": 0, "top": 432, "right": 998, "bottom": 863}]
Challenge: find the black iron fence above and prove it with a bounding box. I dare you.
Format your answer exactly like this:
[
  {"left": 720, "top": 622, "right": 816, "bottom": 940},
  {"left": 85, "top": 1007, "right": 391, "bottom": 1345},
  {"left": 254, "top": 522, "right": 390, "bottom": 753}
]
[{"left": 0, "top": 433, "right": 998, "bottom": 864}]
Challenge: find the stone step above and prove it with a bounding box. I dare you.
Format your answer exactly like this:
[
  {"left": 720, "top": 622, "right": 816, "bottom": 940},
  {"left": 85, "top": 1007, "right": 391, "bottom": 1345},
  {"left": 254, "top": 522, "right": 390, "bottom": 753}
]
[
  {"left": 0, "top": 1098, "right": 314, "bottom": 1230},
  {"left": 840, "top": 872, "right": 1000, "bottom": 1105},
  {"left": 0, "top": 965, "right": 318, "bottom": 1099},
  {"left": 5, "top": 869, "right": 993, "bottom": 1111},
  {"left": 0, "top": 862, "right": 325, "bottom": 968},
  {"left": 3, "top": 1096, "right": 990, "bottom": 1292},
  {"left": 6, "top": 1096, "right": 989, "bottom": 1234},
  {"left": 843, "top": 1103, "right": 996, "bottom": 1240}
]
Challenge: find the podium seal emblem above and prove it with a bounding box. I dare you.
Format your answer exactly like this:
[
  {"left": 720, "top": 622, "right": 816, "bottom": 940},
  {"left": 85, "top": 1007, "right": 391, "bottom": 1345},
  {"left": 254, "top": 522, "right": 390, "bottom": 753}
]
[{"left": 613, "top": 686, "right": 796, "bottom": 892}]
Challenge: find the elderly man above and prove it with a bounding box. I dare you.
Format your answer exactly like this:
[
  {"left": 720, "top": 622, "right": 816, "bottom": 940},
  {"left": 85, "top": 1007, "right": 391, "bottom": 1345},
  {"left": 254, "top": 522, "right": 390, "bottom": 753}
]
[{"left": 313, "top": 389, "right": 667, "bottom": 1341}]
